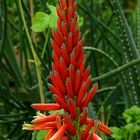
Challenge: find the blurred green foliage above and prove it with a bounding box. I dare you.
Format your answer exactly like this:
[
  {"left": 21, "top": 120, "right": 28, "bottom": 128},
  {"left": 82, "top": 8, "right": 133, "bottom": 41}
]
[{"left": 111, "top": 106, "right": 140, "bottom": 140}]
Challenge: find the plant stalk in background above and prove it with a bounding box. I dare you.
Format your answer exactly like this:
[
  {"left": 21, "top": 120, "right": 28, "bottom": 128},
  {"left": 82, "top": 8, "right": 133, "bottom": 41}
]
[{"left": 18, "top": 0, "right": 44, "bottom": 103}]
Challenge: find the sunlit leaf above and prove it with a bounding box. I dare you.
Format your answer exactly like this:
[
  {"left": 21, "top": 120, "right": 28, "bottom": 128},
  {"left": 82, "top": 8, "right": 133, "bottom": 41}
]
[
  {"left": 32, "top": 12, "right": 49, "bottom": 32},
  {"left": 36, "top": 130, "right": 47, "bottom": 140}
]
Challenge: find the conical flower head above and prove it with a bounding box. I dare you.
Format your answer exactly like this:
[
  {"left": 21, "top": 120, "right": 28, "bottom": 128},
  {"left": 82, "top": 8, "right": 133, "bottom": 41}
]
[
  {"left": 50, "top": 0, "right": 97, "bottom": 114},
  {"left": 23, "top": 0, "right": 112, "bottom": 139}
]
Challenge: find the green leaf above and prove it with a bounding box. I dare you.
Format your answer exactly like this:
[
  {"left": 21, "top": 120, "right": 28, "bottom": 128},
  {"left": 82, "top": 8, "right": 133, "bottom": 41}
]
[
  {"left": 111, "top": 127, "right": 124, "bottom": 140},
  {"left": 123, "top": 106, "right": 140, "bottom": 124},
  {"left": 32, "top": 12, "right": 49, "bottom": 32},
  {"left": 124, "top": 123, "right": 140, "bottom": 134},
  {"left": 36, "top": 130, "right": 47, "bottom": 140},
  {"left": 4, "top": 35, "right": 25, "bottom": 85},
  {"left": 46, "top": 3, "right": 58, "bottom": 28},
  {"left": 49, "top": 109, "right": 64, "bottom": 115},
  {"left": 32, "top": 4, "right": 58, "bottom": 32},
  {"left": 32, "top": 3, "right": 83, "bottom": 32},
  {"left": 78, "top": 15, "right": 84, "bottom": 27}
]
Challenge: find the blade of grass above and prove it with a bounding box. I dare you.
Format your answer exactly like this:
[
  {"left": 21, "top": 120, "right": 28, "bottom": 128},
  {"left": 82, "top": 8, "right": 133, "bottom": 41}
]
[
  {"left": 0, "top": 0, "right": 7, "bottom": 60},
  {"left": 18, "top": 0, "right": 44, "bottom": 103},
  {"left": 4, "top": 34, "right": 25, "bottom": 85}
]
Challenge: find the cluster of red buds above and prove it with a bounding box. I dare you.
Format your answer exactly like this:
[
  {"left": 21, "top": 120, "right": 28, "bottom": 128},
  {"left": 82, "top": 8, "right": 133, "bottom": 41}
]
[{"left": 23, "top": 0, "right": 112, "bottom": 139}]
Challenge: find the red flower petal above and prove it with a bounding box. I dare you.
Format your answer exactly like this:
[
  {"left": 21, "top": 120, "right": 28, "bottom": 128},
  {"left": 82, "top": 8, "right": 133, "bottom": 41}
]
[
  {"left": 61, "top": 43, "right": 69, "bottom": 65},
  {"left": 67, "top": 32, "right": 73, "bottom": 53},
  {"left": 51, "top": 39, "right": 61, "bottom": 57},
  {"left": 67, "top": 98, "right": 77, "bottom": 119},
  {"left": 92, "top": 133, "right": 102, "bottom": 140},
  {"left": 68, "top": 64, "right": 75, "bottom": 86},
  {"left": 81, "top": 120, "right": 94, "bottom": 140},
  {"left": 64, "top": 114, "right": 76, "bottom": 136},
  {"left": 59, "top": 0, "right": 68, "bottom": 9},
  {"left": 60, "top": 57, "right": 68, "bottom": 79},
  {"left": 82, "top": 66, "right": 91, "bottom": 83},
  {"left": 77, "top": 82, "right": 86, "bottom": 106},
  {"left": 74, "top": 70, "right": 81, "bottom": 94},
  {"left": 80, "top": 108, "right": 88, "bottom": 126},
  {"left": 44, "top": 129, "right": 56, "bottom": 140},
  {"left": 54, "top": 95, "right": 69, "bottom": 112},
  {"left": 50, "top": 124, "right": 67, "bottom": 140},
  {"left": 48, "top": 83, "right": 65, "bottom": 101},
  {"left": 32, "top": 114, "right": 56, "bottom": 124},
  {"left": 31, "top": 103, "right": 62, "bottom": 111},
  {"left": 66, "top": 78, "right": 74, "bottom": 99},
  {"left": 82, "top": 83, "right": 98, "bottom": 108}
]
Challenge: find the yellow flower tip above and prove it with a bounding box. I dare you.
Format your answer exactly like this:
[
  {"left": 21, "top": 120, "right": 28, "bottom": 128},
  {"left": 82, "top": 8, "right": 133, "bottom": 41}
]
[
  {"left": 22, "top": 123, "right": 32, "bottom": 130},
  {"left": 36, "top": 111, "right": 45, "bottom": 117},
  {"left": 32, "top": 112, "right": 45, "bottom": 120}
]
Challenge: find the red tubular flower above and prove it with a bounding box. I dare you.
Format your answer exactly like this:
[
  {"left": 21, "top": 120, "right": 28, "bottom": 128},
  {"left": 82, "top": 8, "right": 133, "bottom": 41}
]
[
  {"left": 80, "top": 108, "right": 88, "bottom": 126},
  {"left": 86, "top": 133, "right": 102, "bottom": 140},
  {"left": 67, "top": 98, "right": 77, "bottom": 119},
  {"left": 64, "top": 113, "right": 76, "bottom": 136},
  {"left": 31, "top": 103, "right": 62, "bottom": 110},
  {"left": 86, "top": 118, "right": 112, "bottom": 135},
  {"left": 23, "top": 0, "right": 112, "bottom": 139},
  {"left": 23, "top": 121, "right": 57, "bottom": 131},
  {"left": 81, "top": 120, "right": 95, "bottom": 140},
  {"left": 66, "top": 77, "right": 74, "bottom": 99},
  {"left": 56, "top": 115, "right": 62, "bottom": 129},
  {"left": 31, "top": 114, "right": 56, "bottom": 124},
  {"left": 81, "top": 83, "right": 98, "bottom": 109},
  {"left": 44, "top": 129, "right": 56, "bottom": 140},
  {"left": 53, "top": 95, "right": 69, "bottom": 112},
  {"left": 98, "top": 122, "right": 112, "bottom": 135},
  {"left": 48, "top": 83, "right": 65, "bottom": 101},
  {"left": 50, "top": 124, "right": 67, "bottom": 140},
  {"left": 92, "top": 133, "right": 102, "bottom": 140}
]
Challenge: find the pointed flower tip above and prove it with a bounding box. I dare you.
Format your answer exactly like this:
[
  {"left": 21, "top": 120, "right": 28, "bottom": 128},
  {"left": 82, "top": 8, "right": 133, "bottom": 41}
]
[
  {"left": 94, "top": 82, "right": 98, "bottom": 88},
  {"left": 92, "top": 120, "right": 112, "bottom": 135},
  {"left": 36, "top": 111, "right": 45, "bottom": 117},
  {"left": 99, "top": 122, "right": 112, "bottom": 135},
  {"left": 92, "top": 133, "right": 102, "bottom": 140},
  {"left": 64, "top": 113, "right": 76, "bottom": 135}
]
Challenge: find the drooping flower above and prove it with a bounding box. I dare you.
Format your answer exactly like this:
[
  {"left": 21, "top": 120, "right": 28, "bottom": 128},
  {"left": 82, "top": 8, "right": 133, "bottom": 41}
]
[{"left": 23, "top": 0, "right": 112, "bottom": 139}]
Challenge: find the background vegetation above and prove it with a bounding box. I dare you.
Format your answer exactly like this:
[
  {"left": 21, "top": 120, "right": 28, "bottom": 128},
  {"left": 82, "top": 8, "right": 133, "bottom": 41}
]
[{"left": 0, "top": 0, "right": 140, "bottom": 139}]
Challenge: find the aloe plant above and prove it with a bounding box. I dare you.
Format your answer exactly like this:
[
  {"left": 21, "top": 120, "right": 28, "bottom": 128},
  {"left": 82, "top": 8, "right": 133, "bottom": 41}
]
[
  {"left": 107, "top": 0, "right": 140, "bottom": 106},
  {"left": 0, "top": 0, "right": 140, "bottom": 139}
]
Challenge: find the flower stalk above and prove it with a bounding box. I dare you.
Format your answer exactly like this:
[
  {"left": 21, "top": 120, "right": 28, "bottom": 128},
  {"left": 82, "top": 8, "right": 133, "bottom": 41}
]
[{"left": 23, "top": 0, "right": 112, "bottom": 139}]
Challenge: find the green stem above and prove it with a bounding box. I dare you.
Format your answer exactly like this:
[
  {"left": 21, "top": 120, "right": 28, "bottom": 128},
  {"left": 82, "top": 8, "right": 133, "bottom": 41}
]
[
  {"left": 41, "top": 30, "right": 50, "bottom": 59},
  {"left": 97, "top": 87, "right": 115, "bottom": 94},
  {"left": 93, "top": 58, "right": 140, "bottom": 82},
  {"left": 85, "top": 47, "right": 119, "bottom": 67},
  {"left": 18, "top": 0, "right": 44, "bottom": 103}
]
